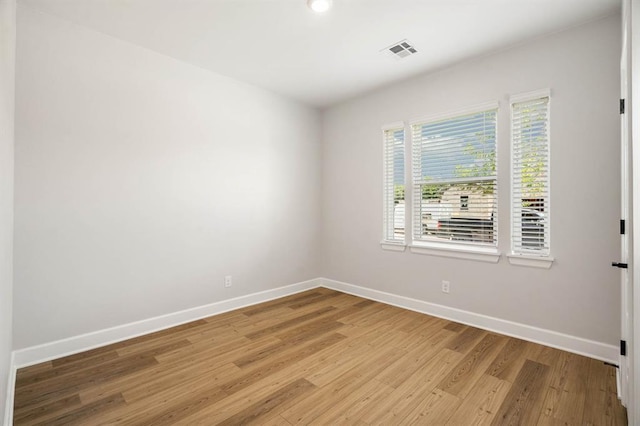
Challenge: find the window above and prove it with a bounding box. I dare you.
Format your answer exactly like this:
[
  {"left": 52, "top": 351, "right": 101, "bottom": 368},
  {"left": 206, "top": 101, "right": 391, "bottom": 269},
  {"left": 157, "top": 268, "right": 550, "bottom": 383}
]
[
  {"left": 511, "top": 90, "right": 550, "bottom": 257},
  {"left": 411, "top": 104, "right": 498, "bottom": 248},
  {"left": 382, "top": 124, "right": 405, "bottom": 244}
]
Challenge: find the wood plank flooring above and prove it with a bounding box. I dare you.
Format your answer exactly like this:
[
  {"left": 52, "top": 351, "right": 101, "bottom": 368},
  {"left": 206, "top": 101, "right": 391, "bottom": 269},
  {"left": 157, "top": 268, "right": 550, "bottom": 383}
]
[{"left": 13, "top": 288, "right": 627, "bottom": 425}]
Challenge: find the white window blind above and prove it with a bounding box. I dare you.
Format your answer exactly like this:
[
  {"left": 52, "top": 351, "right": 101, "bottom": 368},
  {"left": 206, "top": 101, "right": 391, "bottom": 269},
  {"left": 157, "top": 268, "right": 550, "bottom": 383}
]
[
  {"left": 383, "top": 125, "right": 405, "bottom": 243},
  {"left": 411, "top": 106, "right": 498, "bottom": 247},
  {"left": 511, "top": 93, "right": 550, "bottom": 256}
]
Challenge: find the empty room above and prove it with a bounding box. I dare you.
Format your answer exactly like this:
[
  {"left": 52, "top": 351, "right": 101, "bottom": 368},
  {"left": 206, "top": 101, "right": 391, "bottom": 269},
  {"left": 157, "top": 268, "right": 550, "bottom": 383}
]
[{"left": 1, "top": 0, "right": 640, "bottom": 424}]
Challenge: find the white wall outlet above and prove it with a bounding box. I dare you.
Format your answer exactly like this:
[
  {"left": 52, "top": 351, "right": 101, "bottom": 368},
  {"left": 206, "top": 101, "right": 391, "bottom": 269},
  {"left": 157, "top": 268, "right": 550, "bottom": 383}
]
[
  {"left": 442, "top": 280, "right": 450, "bottom": 294},
  {"left": 224, "top": 275, "right": 232, "bottom": 288}
]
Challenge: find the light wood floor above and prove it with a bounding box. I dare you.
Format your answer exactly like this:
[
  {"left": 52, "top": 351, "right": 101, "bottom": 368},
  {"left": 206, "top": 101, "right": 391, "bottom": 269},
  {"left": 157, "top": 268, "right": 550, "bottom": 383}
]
[{"left": 14, "top": 288, "right": 627, "bottom": 425}]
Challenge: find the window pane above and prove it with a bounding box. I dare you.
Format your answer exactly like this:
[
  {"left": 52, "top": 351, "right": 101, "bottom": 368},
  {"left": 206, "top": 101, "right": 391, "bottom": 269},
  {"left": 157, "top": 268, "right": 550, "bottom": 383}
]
[
  {"left": 415, "top": 183, "right": 495, "bottom": 244},
  {"left": 412, "top": 108, "right": 498, "bottom": 247},
  {"left": 511, "top": 94, "right": 550, "bottom": 256},
  {"left": 383, "top": 127, "right": 405, "bottom": 242}
]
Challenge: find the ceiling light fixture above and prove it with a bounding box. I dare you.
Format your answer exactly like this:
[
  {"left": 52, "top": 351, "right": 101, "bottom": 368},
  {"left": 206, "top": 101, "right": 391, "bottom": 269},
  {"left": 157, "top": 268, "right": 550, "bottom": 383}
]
[{"left": 307, "top": 0, "right": 332, "bottom": 13}]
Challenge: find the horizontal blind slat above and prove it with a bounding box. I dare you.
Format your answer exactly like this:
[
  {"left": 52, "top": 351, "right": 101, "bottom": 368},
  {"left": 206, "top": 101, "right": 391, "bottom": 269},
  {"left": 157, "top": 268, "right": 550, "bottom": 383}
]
[{"left": 412, "top": 108, "right": 498, "bottom": 246}]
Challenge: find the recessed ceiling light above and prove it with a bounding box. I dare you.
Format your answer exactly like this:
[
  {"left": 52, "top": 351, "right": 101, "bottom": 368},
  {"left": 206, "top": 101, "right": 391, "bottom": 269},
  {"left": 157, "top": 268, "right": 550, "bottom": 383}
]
[{"left": 307, "top": 0, "right": 332, "bottom": 13}]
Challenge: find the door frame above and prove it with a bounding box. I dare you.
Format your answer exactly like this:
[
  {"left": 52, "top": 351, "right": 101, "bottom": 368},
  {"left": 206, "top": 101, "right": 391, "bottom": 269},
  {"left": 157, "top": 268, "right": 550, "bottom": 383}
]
[
  {"left": 628, "top": 0, "right": 639, "bottom": 424},
  {"left": 621, "top": 0, "right": 632, "bottom": 408}
]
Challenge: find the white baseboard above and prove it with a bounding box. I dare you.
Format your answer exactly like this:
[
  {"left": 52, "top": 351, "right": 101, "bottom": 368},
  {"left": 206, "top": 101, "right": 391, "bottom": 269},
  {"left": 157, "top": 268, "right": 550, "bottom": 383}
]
[
  {"left": 3, "top": 352, "right": 15, "bottom": 426},
  {"left": 12, "top": 276, "right": 618, "bottom": 368},
  {"left": 320, "top": 277, "right": 619, "bottom": 364},
  {"left": 12, "top": 278, "right": 321, "bottom": 369},
  {"left": 5, "top": 275, "right": 619, "bottom": 426}
]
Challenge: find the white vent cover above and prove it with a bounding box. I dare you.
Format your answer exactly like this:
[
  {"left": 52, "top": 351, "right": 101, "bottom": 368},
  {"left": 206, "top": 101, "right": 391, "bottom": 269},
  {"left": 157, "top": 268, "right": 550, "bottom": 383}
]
[{"left": 382, "top": 39, "right": 418, "bottom": 60}]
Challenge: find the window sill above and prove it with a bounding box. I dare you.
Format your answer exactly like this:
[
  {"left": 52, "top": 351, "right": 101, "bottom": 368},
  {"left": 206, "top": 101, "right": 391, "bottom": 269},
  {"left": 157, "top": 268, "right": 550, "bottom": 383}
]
[
  {"left": 507, "top": 254, "right": 554, "bottom": 269},
  {"left": 409, "top": 242, "right": 500, "bottom": 263},
  {"left": 380, "top": 242, "right": 407, "bottom": 252}
]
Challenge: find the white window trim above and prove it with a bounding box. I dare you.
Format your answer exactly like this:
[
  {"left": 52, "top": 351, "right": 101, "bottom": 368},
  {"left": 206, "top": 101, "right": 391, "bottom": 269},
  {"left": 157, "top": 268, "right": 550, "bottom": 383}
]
[
  {"left": 509, "top": 89, "right": 553, "bottom": 266},
  {"left": 381, "top": 121, "right": 407, "bottom": 249},
  {"left": 409, "top": 101, "right": 500, "bottom": 127},
  {"left": 510, "top": 89, "right": 550, "bottom": 104},
  {"left": 507, "top": 253, "right": 554, "bottom": 269},
  {"left": 410, "top": 101, "right": 500, "bottom": 253},
  {"left": 410, "top": 241, "right": 501, "bottom": 263},
  {"left": 381, "top": 241, "right": 407, "bottom": 252}
]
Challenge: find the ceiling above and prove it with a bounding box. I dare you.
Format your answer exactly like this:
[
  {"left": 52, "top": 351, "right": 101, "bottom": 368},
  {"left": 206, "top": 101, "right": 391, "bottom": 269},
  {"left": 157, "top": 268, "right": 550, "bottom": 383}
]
[{"left": 20, "top": 0, "right": 620, "bottom": 108}]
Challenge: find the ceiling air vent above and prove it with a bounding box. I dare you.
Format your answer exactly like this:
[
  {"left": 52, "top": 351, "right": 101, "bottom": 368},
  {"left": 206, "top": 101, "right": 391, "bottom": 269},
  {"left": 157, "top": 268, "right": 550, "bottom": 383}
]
[{"left": 383, "top": 39, "right": 418, "bottom": 60}]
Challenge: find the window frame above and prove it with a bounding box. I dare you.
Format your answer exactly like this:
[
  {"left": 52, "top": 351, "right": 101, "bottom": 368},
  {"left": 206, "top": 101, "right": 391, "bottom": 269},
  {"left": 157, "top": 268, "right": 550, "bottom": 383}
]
[
  {"left": 508, "top": 89, "right": 554, "bottom": 268},
  {"left": 407, "top": 102, "right": 501, "bottom": 262}
]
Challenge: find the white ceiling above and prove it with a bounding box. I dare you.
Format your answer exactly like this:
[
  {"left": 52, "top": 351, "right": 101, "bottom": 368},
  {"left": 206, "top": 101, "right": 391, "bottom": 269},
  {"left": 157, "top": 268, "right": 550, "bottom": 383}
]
[{"left": 21, "top": 0, "right": 620, "bottom": 108}]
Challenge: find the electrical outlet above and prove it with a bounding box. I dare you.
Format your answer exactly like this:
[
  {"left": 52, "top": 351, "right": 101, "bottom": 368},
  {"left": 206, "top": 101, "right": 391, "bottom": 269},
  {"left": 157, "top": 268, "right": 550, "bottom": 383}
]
[
  {"left": 225, "top": 275, "right": 232, "bottom": 288},
  {"left": 442, "top": 280, "right": 450, "bottom": 294}
]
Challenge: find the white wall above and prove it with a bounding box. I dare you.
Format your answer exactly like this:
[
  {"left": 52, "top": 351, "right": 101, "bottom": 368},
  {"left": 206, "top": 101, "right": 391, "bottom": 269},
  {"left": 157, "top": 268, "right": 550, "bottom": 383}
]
[
  {"left": 12, "top": 3, "right": 621, "bottom": 356},
  {"left": 0, "top": 0, "right": 15, "bottom": 421},
  {"left": 321, "top": 14, "right": 622, "bottom": 346},
  {"left": 14, "top": 6, "right": 321, "bottom": 349}
]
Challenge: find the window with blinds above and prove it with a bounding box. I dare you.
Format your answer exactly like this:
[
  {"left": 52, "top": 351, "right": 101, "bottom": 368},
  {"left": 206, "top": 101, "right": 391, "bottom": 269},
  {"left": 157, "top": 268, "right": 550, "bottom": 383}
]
[
  {"left": 382, "top": 125, "right": 405, "bottom": 243},
  {"left": 511, "top": 91, "right": 550, "bottom": 256},
  {"left": 411, "top": 105, "right": 498, "bottom": 247}
]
